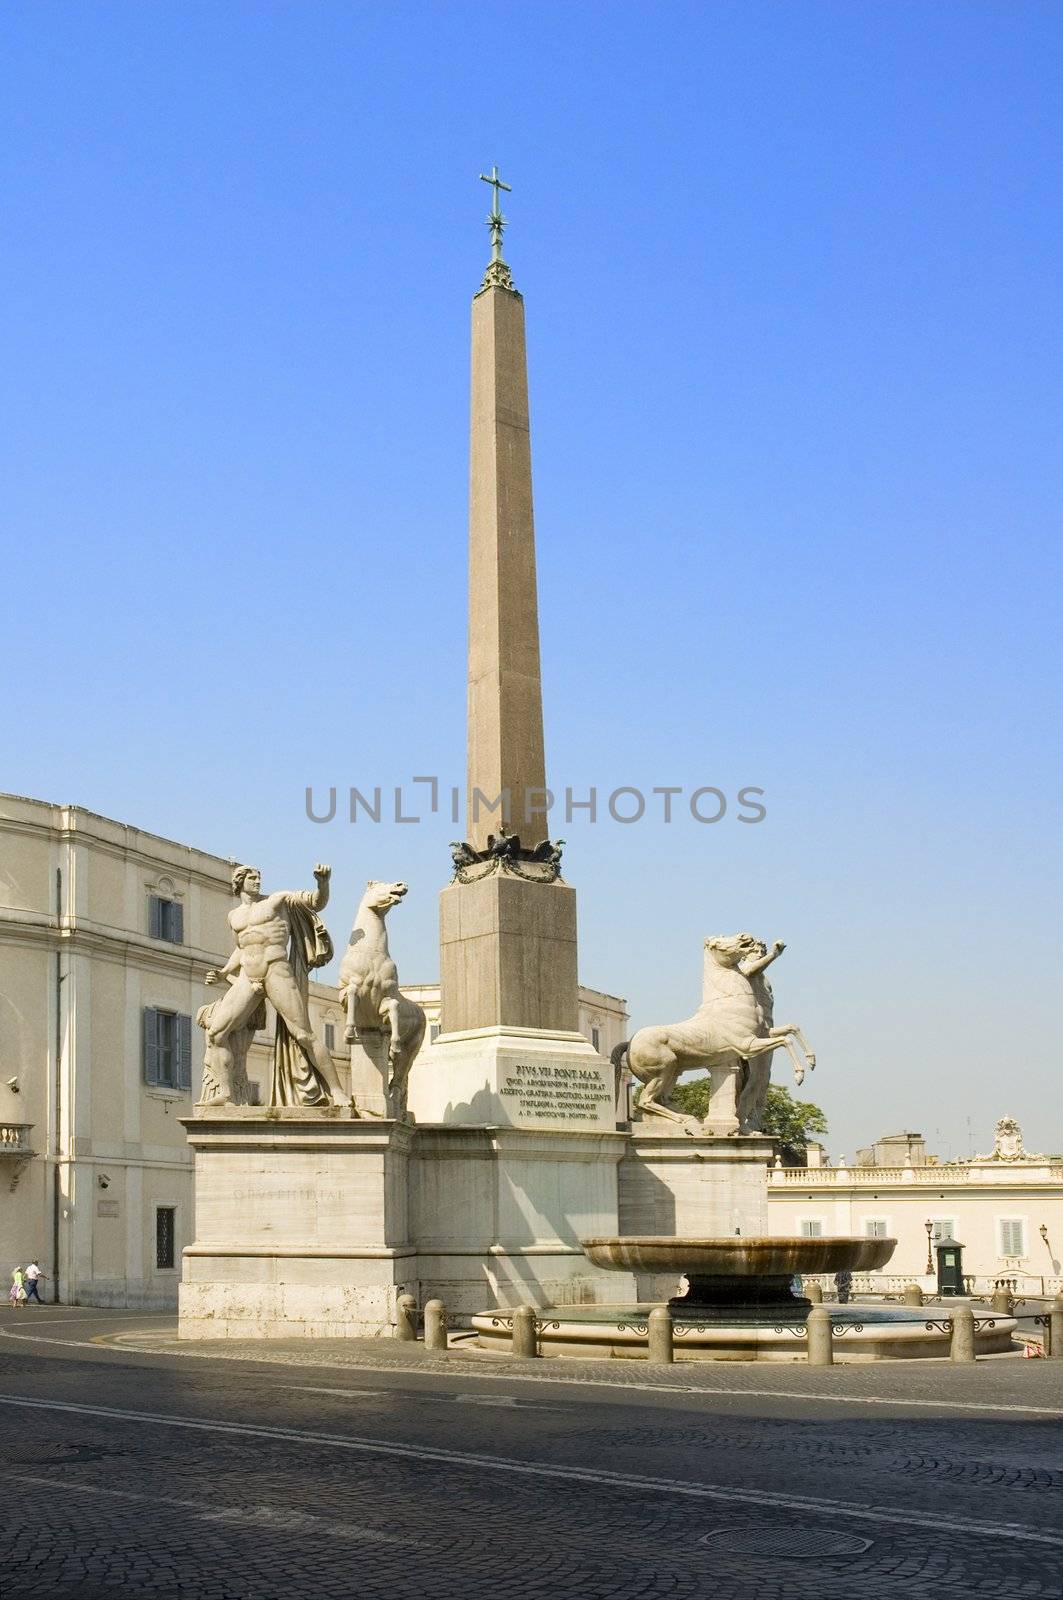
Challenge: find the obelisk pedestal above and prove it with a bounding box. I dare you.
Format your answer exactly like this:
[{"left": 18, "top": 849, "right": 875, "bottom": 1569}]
[{"left": 439, "top": 873, "right": 578, "bottom": 1035}]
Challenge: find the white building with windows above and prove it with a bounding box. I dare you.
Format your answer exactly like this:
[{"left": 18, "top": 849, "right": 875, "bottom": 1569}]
[
  {"left": 0, "top": 794, "right": 628, "bottom": 1307},
  {"left": 0, "top": 794, "right": 237, "bottom": 1306},
  {"left": 767, "top": 1138, "right": 1063, "bottom": 1295}
]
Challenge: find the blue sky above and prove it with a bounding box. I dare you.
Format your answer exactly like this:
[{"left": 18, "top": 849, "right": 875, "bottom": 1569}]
[{"left": 2, "top": 2, "right": 1060, "bottom": 1157}]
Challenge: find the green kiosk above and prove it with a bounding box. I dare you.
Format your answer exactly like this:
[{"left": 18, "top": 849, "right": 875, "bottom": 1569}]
[{"left": 935, "top": 1234, "right": 966, "bottom": 1297}]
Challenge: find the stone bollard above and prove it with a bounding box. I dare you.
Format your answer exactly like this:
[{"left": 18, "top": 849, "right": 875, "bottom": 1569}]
[
  {"left": 950, "top": 1303, "right": 976, "bottom": 1363},
  {"left": 806, "top": 1304, "right": 833, "bottom": 1366},
  {"left": 1048, "top": 1296, "right": 1063, "bottom": 1360},
  {"left": 395, "top": 1293, "right": 418, "bottom": 1342},
  {"left": 423, "top": 1298, "right": 448, "bottom": 1352},
  {"left": 805, "top": 1282, "right": 823, "bottom": 1304},
  {"left": 511, "top": 1304, "right": 539, "bottom": 1359},
  {"left": 902, "top": 1283, "right": 923, "bottom": 1307},
  {"left": 647, "top": 1307, "right": 674, "bottom": 1364},
  {"left": 991, "top": 1286, "right": 1013, "bottom": 1316}
]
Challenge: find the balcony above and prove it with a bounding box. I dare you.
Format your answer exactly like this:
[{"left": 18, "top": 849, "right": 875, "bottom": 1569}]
[{"left": 0, "top": 1123, "right": 36, "bottom": 1188}]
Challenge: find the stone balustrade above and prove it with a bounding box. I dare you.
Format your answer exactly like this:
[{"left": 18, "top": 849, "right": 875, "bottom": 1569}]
[
  {"left": 0, "top": 1123, "right": 34, "bottom": 1155},
  {"left": 801, "top": 1270, "right": 1063, "bottom": 1298},
  {"left": 771, "top": 1162, "right": 1063, "bottom": 1186}
]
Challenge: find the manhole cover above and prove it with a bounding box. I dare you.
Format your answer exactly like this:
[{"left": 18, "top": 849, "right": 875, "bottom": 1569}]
[
  {"left": 65, "top": 1445, "right": 130, "bottom": 1463},
  {"left": 701, "top": 1526, "right": 872, "bottom": 1559}
]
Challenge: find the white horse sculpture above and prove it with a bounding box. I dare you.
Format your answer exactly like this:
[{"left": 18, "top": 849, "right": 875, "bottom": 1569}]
[
  {"left": 338, "top": 880, "right": 426, "bottom": 1118},
  {"left": 612, "top": 932, "right": 815, "bottom": 1134}
]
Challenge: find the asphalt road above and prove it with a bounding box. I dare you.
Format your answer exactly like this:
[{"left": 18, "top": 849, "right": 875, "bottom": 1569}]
[{"left": 1, "top": 1306, "right": 1062, "bottom": 1600}]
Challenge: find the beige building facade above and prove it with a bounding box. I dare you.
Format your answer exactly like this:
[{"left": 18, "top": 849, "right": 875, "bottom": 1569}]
[
  {"left": 0, "top": 794, "right": 237, "bottom": 1307},
  {"left": 0, "top": 793, "right": 628, "bottom": 1308},
  {"left": 767, "top": 1150, "right": 1063, "bottom": 1295}
]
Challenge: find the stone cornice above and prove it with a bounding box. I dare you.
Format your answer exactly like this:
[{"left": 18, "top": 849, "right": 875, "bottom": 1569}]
[
  {"left": 0, "top": 806, "right": 234, "bottom": 893},
  {"left": 0, "top": 909, "right": 224, "bottom": 977}
]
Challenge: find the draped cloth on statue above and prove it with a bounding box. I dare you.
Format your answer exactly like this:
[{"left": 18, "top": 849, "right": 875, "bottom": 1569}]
[{"left": 270, "top": 902, "right": 335, "bottom": 1108}]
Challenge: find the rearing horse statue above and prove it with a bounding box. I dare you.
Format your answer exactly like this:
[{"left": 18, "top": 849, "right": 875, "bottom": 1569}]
[
  {"left": 612, "top": 932, "right": 815, "bottom": 1134},
  {"left": 338, "top": 880, "right": 426, "bottom": 1118}
]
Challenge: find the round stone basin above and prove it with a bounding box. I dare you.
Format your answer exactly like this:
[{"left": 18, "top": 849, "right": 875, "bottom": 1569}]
[
  {"left": 471, "top": 1303, "right": 1017, "bottom": 1362},
  {"left": 581, "top": 1235, "right": 896, "bottom": 1277}
]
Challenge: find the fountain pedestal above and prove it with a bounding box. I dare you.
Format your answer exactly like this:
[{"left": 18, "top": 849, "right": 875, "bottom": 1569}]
[{"left": 669, "top": 1271, "right": 810, "bottom": 1323}]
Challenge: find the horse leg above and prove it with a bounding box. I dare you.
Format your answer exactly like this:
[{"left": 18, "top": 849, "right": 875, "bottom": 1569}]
[
  {"left": 770, "top": 1022, "right": 816, "bottom": 1070},
  {"left": 381, "top": 997, "right": 401, "bottom": 1062},
  {"left": 734, "top": 1032, "right": 801, "bottom": 1100},
  {"left": 373, "top": 997, "right": 403, "bottom": 1114},
  {"left": 637, "top": 1065, "right": 697, "bottom": 1130},
  {"left": 344, "top": 987, "right": 358, "bottom": 1045},
  {"left": 635, "top": 1060, "right": 700, "bottom": 1134},
  {"left": 765, "top": 1030, "right": 808, "bottom": 1087}
]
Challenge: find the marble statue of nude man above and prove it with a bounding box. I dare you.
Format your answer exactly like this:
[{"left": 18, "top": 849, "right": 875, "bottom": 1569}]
[{"left": 205, "top": 862, "right": 351, "bottom": 1109}]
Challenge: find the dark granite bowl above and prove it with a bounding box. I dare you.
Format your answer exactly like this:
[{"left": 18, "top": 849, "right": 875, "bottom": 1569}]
[{"left": 581, "top": 1235, "right": 896, "bottom": 1276}]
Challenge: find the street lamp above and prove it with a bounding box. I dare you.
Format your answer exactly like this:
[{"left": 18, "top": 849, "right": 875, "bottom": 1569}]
[{"left": 924, "top": 1218, "right": 934, "bottom": 1274}]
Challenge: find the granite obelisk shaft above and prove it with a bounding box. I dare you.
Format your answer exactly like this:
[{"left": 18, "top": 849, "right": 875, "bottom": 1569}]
[{"left": 466, "top": 283, "right": 547, "bottom": 849}]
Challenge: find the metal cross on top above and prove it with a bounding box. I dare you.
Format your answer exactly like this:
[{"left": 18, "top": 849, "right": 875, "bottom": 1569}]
[{"left": 480, "top": 165, "right": 511, "bottom": 261}]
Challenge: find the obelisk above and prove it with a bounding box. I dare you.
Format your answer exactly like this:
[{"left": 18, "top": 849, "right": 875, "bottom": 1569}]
[
  {"left": 431, "top": 171, "right": 610, "bottom": 1130},
  {"left": 465, "top": 168, "right": 547, "bottom": 852}
]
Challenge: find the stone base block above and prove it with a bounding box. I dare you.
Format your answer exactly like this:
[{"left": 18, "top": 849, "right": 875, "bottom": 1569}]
[
  {"left": 179, "top": 1268, "right": 414, "bottom": 1340},
  {"left": 178, "top": 1109, "right": 415, "bottom": 1340},
  {"left": 178, "top": 1112, "right": 635, "bottom": 1338},
  {"left": 411, "top": 1125, "right": 636, "bottom": 1320},
  {"left": 409, "top": 1025, "right": 616, "bottom": 1130},
  {"left": 413, "top": 1250, "right": 635, "bottom": 1324},
  {"left": 347, "top": 1030, "right": 390, "bottom": 1118}
]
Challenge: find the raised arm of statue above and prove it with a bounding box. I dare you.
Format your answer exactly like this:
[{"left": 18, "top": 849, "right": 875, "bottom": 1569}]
[
  {"left": 307, "top": 862, "right": 331, "bottom": 912},
  {"left": 739, "top": 940, "right": 786, "bottom": 978},
  {"left": 285, "top": 863, "right": 332, "bottom": 913}
]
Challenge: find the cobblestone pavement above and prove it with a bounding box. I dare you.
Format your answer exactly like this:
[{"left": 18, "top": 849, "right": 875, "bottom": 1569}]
[{"left": 1, "top": 1306, "right": 1062, "bottom": 1599}]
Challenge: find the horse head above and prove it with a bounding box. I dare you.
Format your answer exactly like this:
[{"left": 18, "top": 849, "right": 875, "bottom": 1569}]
[
  {"left": 703, "top": 931, "right": 759, "bottom": 968},
  {"left": 360, "top": 879, "right": 409, "bottom": 915}
]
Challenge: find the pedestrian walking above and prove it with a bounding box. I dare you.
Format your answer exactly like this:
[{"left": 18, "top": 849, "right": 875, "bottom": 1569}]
[
  {"left": 24, "top": 1261, "right": 45, "bottom": 1304},
  {"left": 9, "top": 1267, "right": 26, "bottom": 1308}
]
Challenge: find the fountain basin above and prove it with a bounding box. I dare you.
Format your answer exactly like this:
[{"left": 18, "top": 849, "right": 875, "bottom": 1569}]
[
  {"left": 581, "top": 1235, "right": 896, "bottom": 1277},
  {"left": 581, "top": 1235, "right": 897, "bottom": 1320},
  {"left": 470, "top": 1303, "right": 1018, "bottom": 1361}
]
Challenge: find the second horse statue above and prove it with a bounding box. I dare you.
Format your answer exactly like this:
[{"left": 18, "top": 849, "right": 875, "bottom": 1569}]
[
  {"left": 612, "top": 931, "right": 816, "bottom": 1136},
  {"left": 338, "top": 880, "right": 427, "bottom": 1119}
]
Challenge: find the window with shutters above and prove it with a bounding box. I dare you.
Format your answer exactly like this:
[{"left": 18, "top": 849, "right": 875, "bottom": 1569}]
[
  {"left": 999, "top": 1218, "right": 1026, "bottom": 1258},
  {"left": 324, "top": 1023, "right": 336, "bottom": 1052},
  {"left": 591, "top": 1026, "right": 601, "bottom": 1052},
  {"left": 930, "top": 1218, "right": 956, "bottom": 1244},
  {"left": 429, "top": 1023, "right": 440, "bottom": 1043},
  {"left": 156, "top": 1207, "right": 176, "bottom": 1270},
  {"left": 142, "top": 1008, "right": 193, "bottom": 1092},
  {"left": 148, "top": 895, "right": 184, "bottom": 944},
  {"left": 864, "top": 1218, "right": 889, "bottom": 1239},
  {"left": 799, "top": 1219, "right": 824, "bottom": 1238},
  {"left": 158, "top": 1011, "right": 177, "bottom": 1086}
]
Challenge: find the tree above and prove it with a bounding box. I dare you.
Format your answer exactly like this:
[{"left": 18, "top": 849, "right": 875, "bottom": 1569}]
[{"left": 670, "top": 1077, "right": 827, "bottom": 1164}]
